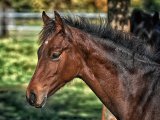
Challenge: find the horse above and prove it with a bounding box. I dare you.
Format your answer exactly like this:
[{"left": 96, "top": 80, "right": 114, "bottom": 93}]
[
  {"left": 26, "top": 11, "right": 160, "bottom": 120},
  {"left": 102, "top": 9, "right": 160, "bottom": 119},
  {"left": 130, "top": 9, "right": 160, "bottom": 63}
]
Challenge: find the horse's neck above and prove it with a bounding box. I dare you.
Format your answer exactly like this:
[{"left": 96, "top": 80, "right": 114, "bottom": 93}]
[
  {"left": 74, "top": 31, "right": 160, "bottom": 120},
  {"left": 74, "top": 32, "right": 125, "bottom": 119}
]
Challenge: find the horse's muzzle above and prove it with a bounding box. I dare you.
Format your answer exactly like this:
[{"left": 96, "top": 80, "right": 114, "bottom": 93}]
[
  {"left": 26, "top": 91, "right": 37, "bottom": 106},
  {"left": 26, "top": 90, "right": 47, "bottom": 108}
]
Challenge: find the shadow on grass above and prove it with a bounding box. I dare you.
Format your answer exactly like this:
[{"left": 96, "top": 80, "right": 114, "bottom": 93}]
[{"left": 0, "top": 81, "right": 102, "bottom": 120}]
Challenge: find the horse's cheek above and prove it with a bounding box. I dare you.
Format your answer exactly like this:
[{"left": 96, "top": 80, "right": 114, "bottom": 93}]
[{"left": 61, "top": 54, "right": 76, "bottom": 80}]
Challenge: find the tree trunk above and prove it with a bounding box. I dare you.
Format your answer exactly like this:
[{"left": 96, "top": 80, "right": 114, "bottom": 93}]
[
  {"left": 101, "top": 1, "right": 131, "bottom": 120},
  {"left": 0, "top": 0, "right": 9, "bottom": 37},
  {"left": 108, "top": 0, "right": 131, "bottom": 32}
]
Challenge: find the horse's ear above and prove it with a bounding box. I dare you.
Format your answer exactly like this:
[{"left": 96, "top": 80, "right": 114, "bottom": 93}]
[
  {"left": 42, "top": 11, "right": 51, "bottom": 25},
  {"left": 152, "top": 11, "right": 159, "bottom": 24},
  {"left": 54, "top": 11, "right": 65, "bottom": 32}
]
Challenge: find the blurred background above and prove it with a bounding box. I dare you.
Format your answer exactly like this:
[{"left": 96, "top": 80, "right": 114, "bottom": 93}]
[{"left": 0, "top": 0, "right": 159, "bottom": 120}]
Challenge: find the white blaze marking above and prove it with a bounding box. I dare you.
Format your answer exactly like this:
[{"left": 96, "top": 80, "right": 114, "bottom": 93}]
[{"left": 45, "top": 41, "right": 48, "bottom": 45}]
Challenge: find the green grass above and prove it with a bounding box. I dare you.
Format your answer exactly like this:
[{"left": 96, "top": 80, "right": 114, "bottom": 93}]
[
  {"left": 0, "top": 37, "right": 38, "bottom": 87},
  {"left": 0, "top": 37, "right": 104, "bottom": 120},
  {"left": 0, "top": 81, "right": 102, "bottom": 120}
]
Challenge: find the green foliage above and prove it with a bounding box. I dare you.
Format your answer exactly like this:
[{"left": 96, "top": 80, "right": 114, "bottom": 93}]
[
  {"left": 8, "top": 0, "right": 101, "bottom": 12},
  {"left": 131, "top": 0, "right": 143, "bottom": 8},
  {"left": 131, "top": 0, "right": 160, "bottom": 11},
  {"left": 10, "top": 0, "right": 33, "bottom": 12},
  {"left": 142, "top": 0, "right": 160, "bottom": 11},
  {"left": 0, "top": 38, "right": 38, "bottom": 86}
]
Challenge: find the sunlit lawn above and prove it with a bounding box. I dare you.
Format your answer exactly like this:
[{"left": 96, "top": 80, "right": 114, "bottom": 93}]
[
  {"left": 0, "top": 37, "right": 102, "bottom": 120},
  {"left": 0, "top": 37, "right": 38, "bottom": 87}
]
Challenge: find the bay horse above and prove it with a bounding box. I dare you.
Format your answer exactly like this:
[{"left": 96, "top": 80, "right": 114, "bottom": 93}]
[
  {"left": 26, "top": 11, "right": 160, "bottom": 120},
  {"left": 102, "top": 10, "right": 160, "bottom": 119}
]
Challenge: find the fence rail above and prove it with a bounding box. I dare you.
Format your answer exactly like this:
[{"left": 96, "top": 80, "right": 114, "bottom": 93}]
[
  {"left": 0, "top": 12, "right": 107, "bottom": 31},
  {"left": 0, "top": 12, "right": 107, "bottom": 18}
]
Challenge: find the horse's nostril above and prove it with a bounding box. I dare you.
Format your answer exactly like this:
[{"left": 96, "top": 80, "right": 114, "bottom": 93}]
[{"left": 28, "top": 91, "right": 37, "bottom": 106}]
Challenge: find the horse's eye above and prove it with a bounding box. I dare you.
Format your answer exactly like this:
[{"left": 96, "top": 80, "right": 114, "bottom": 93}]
[{"left": 51, "top": 52, "right": 61, "bottom": 61}]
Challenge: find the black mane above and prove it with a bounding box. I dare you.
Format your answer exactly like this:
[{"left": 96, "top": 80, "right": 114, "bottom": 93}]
[{"left": 40, "top": 15, "right": 159, "bottom": 63}]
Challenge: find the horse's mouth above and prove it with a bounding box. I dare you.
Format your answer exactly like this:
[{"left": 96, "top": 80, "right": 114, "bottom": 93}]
[
  {"left": 48, "top": 82, "right": 65, "bottom": 97},
  {"left": 34, "top": 83, "right": 64, "bottom": 108},
  {"left": 34, "top": 96, "right": 47, "bottom": 108},
  {"left": 26, "top": 93, "right": 47, "bottom": 108}
]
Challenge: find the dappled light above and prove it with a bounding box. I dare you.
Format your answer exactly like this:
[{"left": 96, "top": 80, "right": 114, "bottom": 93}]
[
  {"left": 0, "top": 0, "right": 160, "bottom": 120},
  {"left": 0, "top": 38, "right": 38, "bottom": 87},
  {"left": 0, "top": 81, "right": 102, "bottom": 120}
]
